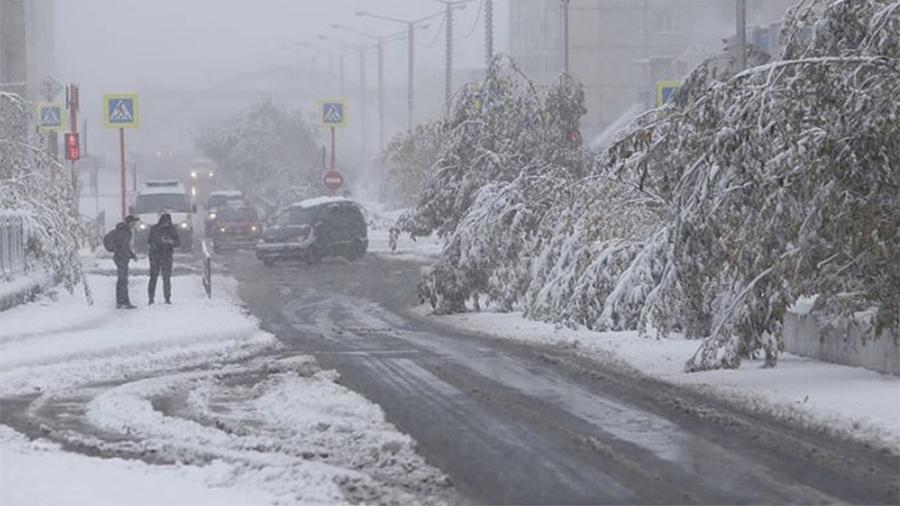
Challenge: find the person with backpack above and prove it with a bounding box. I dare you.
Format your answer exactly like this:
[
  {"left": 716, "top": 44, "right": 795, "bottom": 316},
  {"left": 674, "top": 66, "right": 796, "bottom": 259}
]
[
  {"left": 104, "top": 215, "right": 139, "bottom": 309},
  {"left": 147, "top": 212, "right": 180, "bottom": 305}
]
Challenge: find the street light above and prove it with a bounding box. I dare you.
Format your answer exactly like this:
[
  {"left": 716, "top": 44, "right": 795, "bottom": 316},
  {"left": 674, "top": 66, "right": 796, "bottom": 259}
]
[
  {"left": 331, "top": 23, "right": 408, "bottom": 150},
  {"left": 561, "top": 0, "right": 571, "bottom": 74},
  {"left": 355, "top": 7, "right": 460, "bottom": 131}
]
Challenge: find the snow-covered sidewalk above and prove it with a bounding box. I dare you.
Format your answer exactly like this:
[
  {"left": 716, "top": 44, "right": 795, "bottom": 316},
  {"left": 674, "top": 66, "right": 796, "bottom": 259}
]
[
  {"left": 0, "top": 266, "right": 451, "bottom": 505},
  {"left": 414, "top": 308, "right": 900, "bottom": 450}
]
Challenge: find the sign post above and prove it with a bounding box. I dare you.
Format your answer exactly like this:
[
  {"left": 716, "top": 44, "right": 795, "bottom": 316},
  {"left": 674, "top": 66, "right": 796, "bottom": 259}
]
[
  {"left": 38, "top": 76, "right": 64, "bottom": 159},
  {"left": 103, "top": 93, "right": 140, "bottom": 219},
  {"left": 317, "top": 98, "right": 348, "bottom": 194},
  {"left": 65, "top": 84, "right": 80, "bottom": 204}
]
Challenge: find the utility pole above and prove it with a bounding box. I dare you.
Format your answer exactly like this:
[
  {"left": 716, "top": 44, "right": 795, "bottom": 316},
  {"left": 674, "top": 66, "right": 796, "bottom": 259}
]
[
  {"left": 561, "top": 0, "right": 571, "bottom": 74},
  {"left": 408, "top": 23, "right": 415, "bottom": 130},
  {"left": 435, "top": 0, "right": 474, "bottom": 111},
  {"left": 444, "top": 1, "right": 453, "bottom": 107},
  {"left": 736, "top": 0, "right": 747, "bottom": 71},
  {"left": 359, "top": 46, "right": 368, "bottom": 167},
  {"left": 356, "top": 7, "right": 462, "bottom": 131},
  {"left": 485, "top": 0, "right": 494, "bottom": 67}
]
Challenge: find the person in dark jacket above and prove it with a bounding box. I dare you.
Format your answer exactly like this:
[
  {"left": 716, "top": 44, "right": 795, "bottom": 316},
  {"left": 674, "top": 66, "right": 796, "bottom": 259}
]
[
  {"left": 114, "top": 215, "right": 140, "bottom": 309},
  {"left": 147, "top": 212, "right": 181, "bottom": 305}
]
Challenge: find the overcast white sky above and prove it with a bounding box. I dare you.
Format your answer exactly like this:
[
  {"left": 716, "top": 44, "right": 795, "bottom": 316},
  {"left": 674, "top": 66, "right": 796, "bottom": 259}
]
[{"left": 55, "top": 0, "right": 509, "bottom": 92}]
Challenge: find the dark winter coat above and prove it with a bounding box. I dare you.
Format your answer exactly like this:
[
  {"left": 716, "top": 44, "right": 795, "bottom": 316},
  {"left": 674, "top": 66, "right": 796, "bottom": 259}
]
[
  {"left": 112, "top": 222, "right": 136, "bottom": 262},
  {"left": 148, "top": 214, "right": 180, "bottom": 261}
]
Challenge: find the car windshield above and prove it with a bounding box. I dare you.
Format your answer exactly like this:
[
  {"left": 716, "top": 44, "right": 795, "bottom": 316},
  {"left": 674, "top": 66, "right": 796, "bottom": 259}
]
[
  {"left": 276, "top": 207, "right": 317, "bottom": 226},
  {"left": 218, "top": 207, "right": 257, "bottom": 222},
  {"left": 207, "top": 195, "right": 240, "bottom": 208},
  {"left": 135, "top": 193, "right": 191, "bottom": 213}
]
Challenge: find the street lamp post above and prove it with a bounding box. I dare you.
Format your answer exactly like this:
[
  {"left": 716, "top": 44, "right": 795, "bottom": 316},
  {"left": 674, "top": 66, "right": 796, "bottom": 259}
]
[
  {"left": 331, "top": 24, "right": 407, "bottom": 151},
  {"left": 433, "top": 1, "right": 473, "bottom": 110},
  {"left": 561, "top": 0, "right": 571, "bottom": 74},
  {"left": 355, "top": 8, "right": 456, "bottom": 131},
  {"left": 736, "top": 0, "right": 747, "bottom": 71}
]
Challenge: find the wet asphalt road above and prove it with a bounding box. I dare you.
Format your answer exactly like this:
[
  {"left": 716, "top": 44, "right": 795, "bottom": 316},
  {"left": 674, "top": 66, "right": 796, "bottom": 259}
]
[{"left": 225, "top": 250, "right": 900, "bottom": 505}]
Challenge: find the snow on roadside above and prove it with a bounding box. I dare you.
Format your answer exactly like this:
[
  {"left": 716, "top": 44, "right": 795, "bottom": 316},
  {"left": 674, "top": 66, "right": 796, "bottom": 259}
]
[
  {"left": 0, "top": 425, "right": 272, "bottom": 506},
  {"left": 361, "top": 202, "right": 442, "bottom": 262},
  {"left": 413, "top": 307, "right": 900, "bottom": 449},
  {"left": 0, "top": 273, "right": 275, "bottom": 397},
  {"left": 0, "top": 265, "right": 453, "bottom": 505}
]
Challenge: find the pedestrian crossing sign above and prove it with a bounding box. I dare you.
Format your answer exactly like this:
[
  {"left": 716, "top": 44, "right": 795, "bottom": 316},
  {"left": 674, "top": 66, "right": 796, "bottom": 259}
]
[
  {"left": 36, "top": 102, "right": 65, "bottom": 132},
  {"left": 318, "top": 98, "right": 348, "bottom": 127},
  {"left": 103, "top": 93, "right": 140, "bottom": 128},
  {"left": 656, "top": 80, "right": 681, "bottom": 107}
]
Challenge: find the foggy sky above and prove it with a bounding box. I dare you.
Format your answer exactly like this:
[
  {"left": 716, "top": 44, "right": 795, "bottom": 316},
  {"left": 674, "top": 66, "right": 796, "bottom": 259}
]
[{"left": 55, "top": 0, "right": 507, "bottom": 92}]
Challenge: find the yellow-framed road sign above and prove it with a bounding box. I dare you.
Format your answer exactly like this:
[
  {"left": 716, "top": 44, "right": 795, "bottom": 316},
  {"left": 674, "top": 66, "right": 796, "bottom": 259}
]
[
  {"left": 317, "top": 98, "right": 348, "bottom": 128},
  {"left": 656, "top": 80, "right": 681, "bottom": 107},
  {"left": 36, "top": 102, "right": 66, "bottom": 132},
  {"left": 103, "top": 93, "right": 140, "bottom": 128}
]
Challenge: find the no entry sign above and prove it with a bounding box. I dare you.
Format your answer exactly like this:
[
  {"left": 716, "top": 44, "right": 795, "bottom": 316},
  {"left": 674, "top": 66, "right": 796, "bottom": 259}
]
[{"left": 323, "top": 170, "right": 344, "bottom": 191}]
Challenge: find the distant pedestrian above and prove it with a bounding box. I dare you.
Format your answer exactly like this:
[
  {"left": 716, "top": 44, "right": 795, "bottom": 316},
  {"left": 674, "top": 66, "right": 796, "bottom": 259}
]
[
  {"left": 107, "top": 215, "right": 139, "bottom": 309},
  {"left": 147, "top": 212, "right": 180, "bottom": 305}
]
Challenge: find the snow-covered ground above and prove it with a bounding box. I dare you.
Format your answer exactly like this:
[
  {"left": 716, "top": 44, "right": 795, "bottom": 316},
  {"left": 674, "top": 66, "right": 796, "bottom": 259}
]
[
  {"left": 0, "top": 262, "right": 451, "bottom": 505},
  {"left": 363, "top": 203, "right": 442, "bottom": 262},
  {"left": 413, "top": 307, "right": 900, "bottom": 450}
]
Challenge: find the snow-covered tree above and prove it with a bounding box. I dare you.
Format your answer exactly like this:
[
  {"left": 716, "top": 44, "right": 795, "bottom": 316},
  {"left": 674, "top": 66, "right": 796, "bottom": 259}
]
[
  {"left": 194, "top": 98, "right": 323, "bottom": 214},
  {"left": 0, "top": 92, "right": 88, "bottom": 299},
  {"left": 380, "top": 121, "right": 446, "bottom": 208},
  {"left": 608, "top": 0, "right": 900, "bottom": 370},
  {"left": 407, "top": 56, "right": 591, "bottom": 313},
  {"left": 400, "top": 56, "right": 588, "bottom": 239}
]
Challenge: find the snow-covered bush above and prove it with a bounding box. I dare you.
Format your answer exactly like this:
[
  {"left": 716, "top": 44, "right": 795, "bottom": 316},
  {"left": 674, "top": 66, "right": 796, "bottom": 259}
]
[
  {"left": 608, "top": 0, "right": 900, "bottom": 370},
  {"left": 406, "top": 56, "right": 592, "bottom": 312},
  {"left": 194, "top": 98, "right": 322, "bottom": 214},
  {"left": 380, "top": 121, "right": 446, "bottom": 208},
  {"left": 0, "top": 92, "right": 87, "bottom": 298},
  {"left": 400, "top": 56, "right": 588, "bottom": 239}
]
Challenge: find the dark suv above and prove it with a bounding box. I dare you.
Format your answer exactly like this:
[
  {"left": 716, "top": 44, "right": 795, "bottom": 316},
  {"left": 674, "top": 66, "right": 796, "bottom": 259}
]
[{"left": 256, "top": 198, "right": 368, "bottom": 266}]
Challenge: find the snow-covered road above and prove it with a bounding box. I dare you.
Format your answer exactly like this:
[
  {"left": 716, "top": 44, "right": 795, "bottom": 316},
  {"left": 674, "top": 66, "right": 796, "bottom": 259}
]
[{"left": 223, "top": 249, "right": 900, "bottom": 505}]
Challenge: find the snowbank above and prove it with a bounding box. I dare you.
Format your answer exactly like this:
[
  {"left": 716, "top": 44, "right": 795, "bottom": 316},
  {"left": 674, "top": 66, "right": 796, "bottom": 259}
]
[
  {"left": 415, "top": 307, "right": 900, "bottom": 449},
  {"left": 0, "top": 426, "right": 271, "bottom": 506}
]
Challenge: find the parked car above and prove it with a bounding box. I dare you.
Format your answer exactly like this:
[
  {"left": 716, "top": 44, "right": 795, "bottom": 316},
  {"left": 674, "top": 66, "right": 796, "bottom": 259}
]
[
  {"left": 255, "top": 197, "right": 368, "bottom": 266},
  {"left": 211, "top": 205, "right": 262, "bottom": 253},
  {"left": 131, "top": 180, "right": 194, "bottom": 253},
  {"left": 205, "top": 190, "right": 244, "bottom": 237}
]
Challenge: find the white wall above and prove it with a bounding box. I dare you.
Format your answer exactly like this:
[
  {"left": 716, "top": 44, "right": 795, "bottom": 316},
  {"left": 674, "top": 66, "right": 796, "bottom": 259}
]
[{"left": 784, "top": 312, "right": 900, "bottom": 376}]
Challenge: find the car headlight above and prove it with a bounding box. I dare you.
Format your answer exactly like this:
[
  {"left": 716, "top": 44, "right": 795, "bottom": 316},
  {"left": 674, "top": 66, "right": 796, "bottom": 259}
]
[
  {"left": 220, "top": 227, "right": 226, "bottom": 233},
  {"left": 138, "top": 223, "right": 147, "bottom": 230},
  {"left": 250, "top": 225, "right": 258, "bottom": 232},
  {"left": 180, "top": 222, "right": 190, "bottom": 229},
  {"left": 208, "top": 212, "right": 216, "bottom": 219}
]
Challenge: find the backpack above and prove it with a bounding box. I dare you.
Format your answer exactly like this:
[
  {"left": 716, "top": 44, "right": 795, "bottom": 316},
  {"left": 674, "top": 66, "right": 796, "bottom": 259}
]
[{"left": 103, "top": 228, "right": 120, "bottom": 253}]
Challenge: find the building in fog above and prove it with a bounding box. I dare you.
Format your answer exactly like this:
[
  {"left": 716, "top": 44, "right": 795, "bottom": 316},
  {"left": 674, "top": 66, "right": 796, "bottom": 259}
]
[
  {"left": 0, "top": 0, "right": 56, "bottom": 98},
  {"left": 509, "top": 0, "right": 795, "bottom": 143}
]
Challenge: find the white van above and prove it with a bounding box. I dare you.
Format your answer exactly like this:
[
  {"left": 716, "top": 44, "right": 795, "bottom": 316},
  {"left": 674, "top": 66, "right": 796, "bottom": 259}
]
[{"left": 131, "top": 180, "right": 195, "bottom": 252}]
